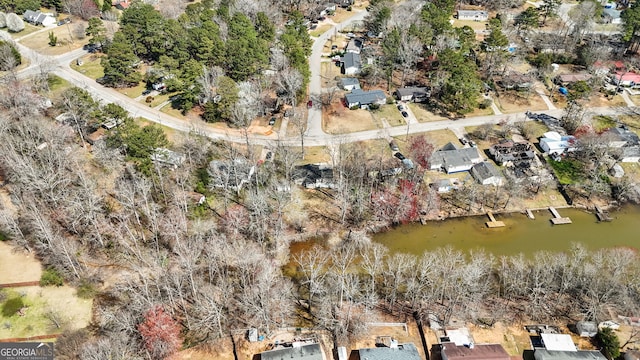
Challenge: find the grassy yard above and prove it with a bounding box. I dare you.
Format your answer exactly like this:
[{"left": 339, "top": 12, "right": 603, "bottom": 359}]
[
  {"left": 9, "top": 23, "right": 41, "bottom": 39},
  {"left": 494, "top": 91, "right": 549, "bottom": 113},
  {"left": 592, "top": 115, "right": 617, "bottom": 133},
  {"left": 46, "top": 75, "right": 73, "bottom": 100},
  {"left": 549, "top": 158, "right": 584, "bottom": 185},
  {"left": 586, "top": 92, "right": 627, "bottom": 108},
  {"left": 394, "top": 129, "right": 458, "bottom": 150},
  {"left": 310, "top": 25, "right": 332, "bottom": 37},
  {"left": 116, "top": 82, "right": 147, "bottom": 98},
  {"left": 325, "top": 107, "right": 379, "bottom": 134},
  {"left": 160, "top": 103, "right": 188, "bottom": 120},
  {"left": 70, "top": 54, "right": 104, "bottom": 79},
  {"left": 136, "top": 117, "right": 181, "bottom": 143},
  {"left": 452, "top": 19, "right": 488, "bottom": 31},
  {"left": 320, "top": 62, "right": 342, "bottom": 88},
  {"left": 371, "top": 104, "right": 405, "bottom": 127},
  {"left": 20, "top": 22, "right": 89, "bottom": 55},
  {"left": 618, "top": 114, "right": 640, "bottom": 136},
  {"left": 407, "top": 103, "right": 449, "bottom": 123},
  {"left": 300, "top": 146, "right": 330, "bottom": 164}
]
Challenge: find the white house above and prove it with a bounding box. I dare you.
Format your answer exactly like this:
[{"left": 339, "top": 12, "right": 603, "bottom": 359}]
[
  {"left": 430, "top": 143, "right": 484, "bottom": 173},
  {"left": 576, "top": 321, "right": 598, "bottom": 337},
  {"left": 539, "top": 131, "right": 576, "bottom": 155},
  {"left": 471, "top": 162, "right": 504, "bottom": 186},
  {"left": 341, "top": 52, "right": 361, "bottom": 75},
  {"left": 340, "top": 77, "right": 361, "bottom": 91},
  {"left": 23, "top": 10, "right": 56, "bottom": 26},
  {"left": 457, "top": 10, "right": 489, "bottom": 21}
]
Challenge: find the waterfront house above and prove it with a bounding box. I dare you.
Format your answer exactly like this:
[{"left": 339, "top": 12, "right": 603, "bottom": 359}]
[
  {"left": 340, "top": 77, "right": 361, "bottom": 91},
  {"left": 395, "top": 86, "right": 431, "bottom": 102},
  {"left": 539, "top": 132, "right": 576, "bottom": 155},
  {"left": 259, "top": 343, "right": 323, "bottom": 360},
  {"left": 442, "top": 343, "right": 510, "bottom": 360},
  {"left": 344, "top": 89, "right": 386, "bottom": 109},
  {"left": 471, "top": 162, "right": 504, "bottom": 186},
  {"left": 341, "top": 52, "right": 362, "bottom": 75},
  {"left": 489, "top": 140, "right": 536, "bottom": 166},
  {"left": 430, "top": 143, "right": 484, "bottom": 173},
  {"left": 456, "top": 10, "right": 489, "bottom": 21}
]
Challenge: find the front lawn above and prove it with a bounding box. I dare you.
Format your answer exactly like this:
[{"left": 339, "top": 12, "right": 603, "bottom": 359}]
[
  {"left": 70, "top": 54, "right": 104, "bottom": 80},
  {"left": 371, "top": 104, "right": 405, "bottom": 127}
]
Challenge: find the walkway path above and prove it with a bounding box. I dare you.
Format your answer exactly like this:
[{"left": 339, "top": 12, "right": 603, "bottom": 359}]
[{"left": 621, "top": 90, "right": 636, "bottom": 107}]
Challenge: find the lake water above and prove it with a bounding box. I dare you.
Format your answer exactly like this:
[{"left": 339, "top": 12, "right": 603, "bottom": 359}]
[{"left": 373, "top": 205, "right": 640, "bottom": 256}]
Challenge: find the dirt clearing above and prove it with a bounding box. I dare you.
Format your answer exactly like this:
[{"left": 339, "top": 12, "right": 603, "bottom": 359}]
[{"left": 0, "top": 241, "right": 42, "bottom": 284}]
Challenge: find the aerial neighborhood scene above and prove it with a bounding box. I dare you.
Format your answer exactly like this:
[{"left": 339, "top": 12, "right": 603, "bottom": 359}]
[{"left": 2, "top": 0, "right": 640, "bottom": 358}]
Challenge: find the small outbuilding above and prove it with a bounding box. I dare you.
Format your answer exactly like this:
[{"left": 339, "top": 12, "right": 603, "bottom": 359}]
[
  {"left": 340, "top": 77, "right": 361, "bottom": 91},
  {"left": 576, "top": 321, "right": 598, "bottom": 337}
]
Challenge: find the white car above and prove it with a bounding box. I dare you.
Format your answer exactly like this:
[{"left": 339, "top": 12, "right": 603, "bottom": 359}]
[{"left": 598, "top": 321, "right": 620, "bottom": 330}]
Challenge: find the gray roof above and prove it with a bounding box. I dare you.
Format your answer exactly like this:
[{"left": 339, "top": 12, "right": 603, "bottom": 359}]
[
  {"left": 23, "top": 10, "right": 38, "bottom": 21},
  {"left": 396, "top": 86, "right": 430, "bottom": 98},
  {"left": 603, "top": 8, "right": 621, "bottom": 19},
  {"left": 457, "top": 10, "right": 488, "bottom": 17},
  {"left": 151, "top": 148, "right": 185, "bottom": 167},
  {"left": 534, "top": 350, "right": 607, "bottom": 360},
  {"left": 342, "top": 52, "right": 362, "bottom": 69},
  {"left": 607, "top": 127, "right": 640, "bottom": 145},
  {"left": 472, "top": 162, "right": 502, "bottom": 181},
  {"left": 357, "top": 343, "right": 421, "bottom": 360},
  {"left": 622, "top": 146, "right": 640, "bottom": 158},
  {"left": 345, "top": 89, "right": 386, "bottom": 106},
  {"left": 260, "top": 343, "right": 323, "bottom": 360},
  {"left": 431, "top": 147, "right": 483, "bottom": 172},
  {"left": 341, "top": 77, "right": 360, "bottom": 86}
]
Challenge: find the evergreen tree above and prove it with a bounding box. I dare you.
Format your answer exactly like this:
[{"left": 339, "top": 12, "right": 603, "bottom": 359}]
[{"left": 101, "top": 32, "right": 142, "bottom": 87}]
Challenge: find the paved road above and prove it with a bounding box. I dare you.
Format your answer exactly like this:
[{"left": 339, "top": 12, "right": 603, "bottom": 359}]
[
  {"left": 306, "top": 8, "right": 369, "bottom": 138},
  {"left": 2, "top": 23, "right": 635, "bottom": 149}
]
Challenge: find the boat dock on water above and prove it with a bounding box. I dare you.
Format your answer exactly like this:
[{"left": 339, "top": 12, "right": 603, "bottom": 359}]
[{"left": 549, "top": 207, "right": 572, "bottom": 225}]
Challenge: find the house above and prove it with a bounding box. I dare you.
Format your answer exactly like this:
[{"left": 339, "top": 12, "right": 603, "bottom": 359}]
[
  {"left": 539, "top": 132, "right": 577, "bottom": 155},
  {"left": 576, "top": 321, "right": 598, "bottom": 337},
  {"left": 151, "top": 148, "right": 185, "bottom": 169},
  {"left": 604, "top": 127, "right": 640, "bottom": 148},
  {"left": 610, "top": 71, "right": 640, "bottom": 87},
  {"left": 293, "top": 163, "right": 336, "bottom": 189},
  {"left": 259, "top": 343, "right": 323, "bottom": 360},
  {"left": 341, "top": 77, "right": 361, "bottom": 91},
  {"left": 356, "top": 342, "right": 422, "bottom": 360},
  {"left": 540, "top": 334, "right": 577, "bottom": 352},
  {"left": 23, "top": 10, "right": 56, "bottom": 26},
  {"left": 320, "top": 3, "right": 336, "bottom": 16},
  {"left": 208, "top": 159, "right": 256, "bottom": 192},
  {"left": 344, "top": 89, "right": 386, "bottom": 109},
  {"left": 534, "top": 350, "right": 607, "bottom": 360},
  {"left": 112, "top": 0, "right": 130, "bottom": 9},
  {"left": 457, "top": 10, "right": 489, "bottom": 21},
  {"left": 430, "top": 143, "right": 484, "bottom": 173},
  {"left": 345, "top": 37, "right": 363, "bottom": 54},
  {"left": 341, "top": 52, "right": 362, "bottom": 75},
  {"left": 442, "top": 343, "right": 511, "bottom": 360},
  {"left": 621, "top": 146, "right": 640, "bottom": 162},
  {"left": 471, "top": 162, "right": 504, "bottom": 186},
  {"left": 602, "top": 8, "right": 621, "bottom": 24},
  {"left": 497, "top": 73, "right": 533, "bottom": 90},
  {"left": 395, "top": 86, "right": 431, "bottom": 102},
  {"left": 555, "top": 73, "right": 593, "bottom": 85},
  {"left": 489, "top": 140, "right": 536, "bottom": 166}
]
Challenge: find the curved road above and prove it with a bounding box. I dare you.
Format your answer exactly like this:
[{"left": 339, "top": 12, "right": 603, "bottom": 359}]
[{"left": 1, "top": 16, "right": 633, "bottom": 148}]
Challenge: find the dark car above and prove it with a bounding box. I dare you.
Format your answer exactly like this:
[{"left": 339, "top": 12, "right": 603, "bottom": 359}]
[
  {"left": 389, "top": 141, "right": 399, "bottom": 152},
  {"left": 397, "top": 104, "right": 404, "bottom": 111},
  {"left": 394, "top": 152, "right": 406, "bottom": 160},
  {"left": 307, "top": 100, "right": 313, "bottom": 108},
  {"left": 266, "top": 151, "right": 273, "bottom": 160},
  {"left": 57, "top": 18, "right": 71, "bottom": 26},
  {"left": 331, "top": 45, "right": 338, "bottom": 50},
  {"left": 268, "top": 117, "right": 276, "bottom": 126},
  {"left": 459, "top": 137, "right": 468, "bottom": 145},
  {"left": 401, "top": 111, "right": 409, "bottom": 118},
  {"left": 142, "top": 89, "right": 152, "bottom": 96}
]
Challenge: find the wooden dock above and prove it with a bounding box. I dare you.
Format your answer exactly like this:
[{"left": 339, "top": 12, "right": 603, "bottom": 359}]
[
  {"left": 549, "top": 207, "right": 572, "bottom": 225},
  {"left": 595, "top": 206, "right": 613, "bottom": 222},
  {"left": 486, "top": 211, "right": 505, "bottom": 228},
  {"left": 525, "top": 209, "right": 535, "bottom": 220}
]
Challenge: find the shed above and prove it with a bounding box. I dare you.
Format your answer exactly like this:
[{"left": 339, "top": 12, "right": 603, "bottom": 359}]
[
  {"left": 247, "top": 328, "right": 258, "bottom": 342},
  {"left": 576, "top": 321, "right": 598, "bottom": 337}
]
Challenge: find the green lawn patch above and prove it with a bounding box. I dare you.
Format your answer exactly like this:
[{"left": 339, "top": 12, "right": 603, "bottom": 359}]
[
  {"left": 371, "top": 104, "right": 405, "bottom": 127},
  {"left": 70, "top": 54, "right": 105, "bottom": 80},
  {"left": 40, "top": 268, "right": 64, "bottom": 287},
  {"left": 592, "top": 115, "right": 617, "bottom": 133},
  {"left": 549, "top": 158, "right": 583, "bottom": 185},
  {"left": 10, "top": 23, "right": 41, "bottom": 39}
]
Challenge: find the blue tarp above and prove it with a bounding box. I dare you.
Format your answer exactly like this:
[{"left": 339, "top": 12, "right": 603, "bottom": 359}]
[{"left": 558, "top": 87, "right": 569, "bottom": 95}]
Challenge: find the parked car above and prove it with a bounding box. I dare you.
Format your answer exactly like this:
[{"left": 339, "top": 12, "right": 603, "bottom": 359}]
[
  {"left": 268, "top": 117, "right": 276, "bottom": 126},
  {"left": 57, "top": 18, "right": 71, "bottom": 26},
  {"left": 598, "top": 321, "right": 620, "bottom": 330},
  {"left": 469, "top": 140, "right": 477, "bottom": 148},
  {"left": 459, "top": 137, "right": 468, "bottom": 145},
  {"left": 331, "top": 45, "right": 338, "bottom": 50},
  {"left": 401, "top": 111, "right": 409, "bottom": 118},
  {"left": 389, "top": 141, "right": 399, "bottom": 152},
  {"left": 266, "top": 151, "right": 273, "bottom": 160},
  {"left": 397, "top": 104, "right": 404, "bottom": 111},
  {"left": 142, "top": 89, "right": 152, "bottom": 96},
  {"left": 307, "top": 100, "right": 313, "bottom": 108},
  {"left": 394, "top": 152, "right": 406, "bottom": 160}
]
